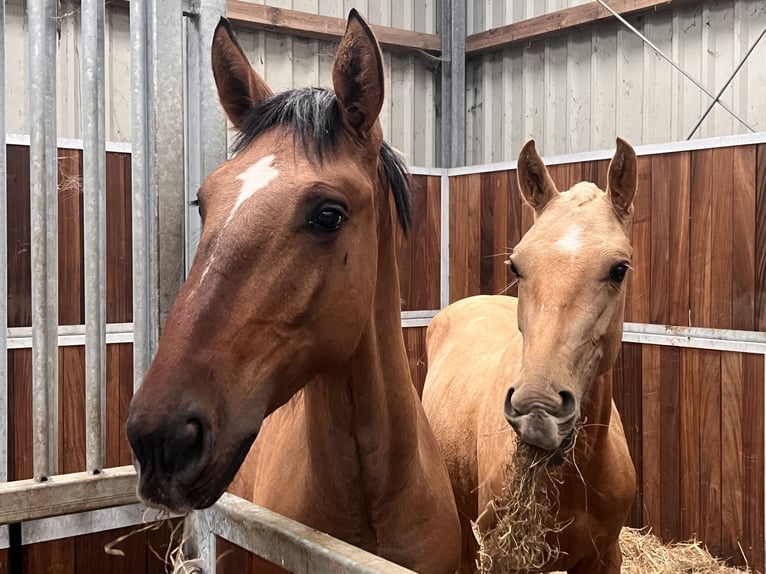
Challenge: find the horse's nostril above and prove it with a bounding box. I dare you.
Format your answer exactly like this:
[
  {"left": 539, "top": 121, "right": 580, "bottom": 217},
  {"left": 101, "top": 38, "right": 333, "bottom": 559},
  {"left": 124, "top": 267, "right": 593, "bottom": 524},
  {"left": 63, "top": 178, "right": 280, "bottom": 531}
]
[
  {"left": 503, "top": 387, "right": 516, "bottom": 421},
  {"left": 559, "top": 390, "right": 576, "bottom": 417},
  {"left": 163, "top": 418, "right": 205, "bottom": 474}
]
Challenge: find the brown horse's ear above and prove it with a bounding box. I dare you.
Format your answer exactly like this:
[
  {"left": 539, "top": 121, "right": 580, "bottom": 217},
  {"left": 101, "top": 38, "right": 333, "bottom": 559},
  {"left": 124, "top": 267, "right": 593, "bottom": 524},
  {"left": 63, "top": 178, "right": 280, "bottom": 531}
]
[
  {"left": 211, "top": 17, "right": 273, "bottom": 130},
  {"left": 332, "top": 9, "right": 385, "bottom": 136},
  {"left": 516, "top": 139, "right": 559, "bottom": 214},
  {"left": 607, "top": 137, "right": 637, "bottom": 216}
]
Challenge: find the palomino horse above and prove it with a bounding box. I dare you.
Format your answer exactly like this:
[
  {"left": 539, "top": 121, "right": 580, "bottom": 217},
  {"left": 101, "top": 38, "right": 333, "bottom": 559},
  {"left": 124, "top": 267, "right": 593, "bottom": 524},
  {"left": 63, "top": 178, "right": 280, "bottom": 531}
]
[
  {"left": 126, "top": 11, "right": 460, "bottom": 574},
  {"left": 422, "top": 139, "right": 638, "bottom": 573}
]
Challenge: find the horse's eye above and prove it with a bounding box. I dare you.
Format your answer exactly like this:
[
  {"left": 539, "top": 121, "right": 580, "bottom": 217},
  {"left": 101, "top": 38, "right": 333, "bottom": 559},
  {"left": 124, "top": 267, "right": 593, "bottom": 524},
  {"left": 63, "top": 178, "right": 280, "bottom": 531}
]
[
  {"left": 308, "top": 205, "right": 347, "bottom": 234},
  {"left": 609, "top": 262, "right": 630, "bottom": 283},
  {"left": 509, "top": 259, "right": 522, "bottom": 279},
  {"left": 191, "top": 198, "right": 203, "bottom": 220}
]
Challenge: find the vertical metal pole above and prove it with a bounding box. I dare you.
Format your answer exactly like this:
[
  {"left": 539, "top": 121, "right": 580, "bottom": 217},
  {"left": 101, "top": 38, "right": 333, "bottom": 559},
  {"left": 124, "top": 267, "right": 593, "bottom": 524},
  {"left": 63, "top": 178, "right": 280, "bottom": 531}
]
[
  {"left": 182, "top": 512, "right": 216, "bottom": 574},
  {"left": 0, "top": 0, "right": 8, "bottom": 485},
  {"left": 28, "top": 0, "right": 59, "bottom": 480},
  {"left": 131, "top": 0, "right": 156, "bottom": 390},
  {"left": 185, "top": 0, "right": 227, "bottom": 276},
  {"left": 82, "top": 0, "right": 107, "bottom": 473},
  {"left": 440, "top": 0, "right": 465, "bottom": 168}
]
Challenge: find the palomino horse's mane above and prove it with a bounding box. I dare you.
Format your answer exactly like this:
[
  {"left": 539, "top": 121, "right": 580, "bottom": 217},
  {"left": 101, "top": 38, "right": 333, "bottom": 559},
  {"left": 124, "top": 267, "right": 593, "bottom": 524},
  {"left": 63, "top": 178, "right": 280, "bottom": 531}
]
[{"left": 230, "top": 85, "right": 413, "bottom": 231}]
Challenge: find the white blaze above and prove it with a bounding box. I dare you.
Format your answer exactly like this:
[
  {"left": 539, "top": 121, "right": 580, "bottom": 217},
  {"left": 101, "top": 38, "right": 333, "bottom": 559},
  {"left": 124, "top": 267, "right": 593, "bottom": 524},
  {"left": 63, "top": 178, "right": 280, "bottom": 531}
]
[
  {"left": 554, "top": 224, "right": 582, "bottom": 254},
  {"left": 224, "top": 155, "right": 280, "bottom": 228}
]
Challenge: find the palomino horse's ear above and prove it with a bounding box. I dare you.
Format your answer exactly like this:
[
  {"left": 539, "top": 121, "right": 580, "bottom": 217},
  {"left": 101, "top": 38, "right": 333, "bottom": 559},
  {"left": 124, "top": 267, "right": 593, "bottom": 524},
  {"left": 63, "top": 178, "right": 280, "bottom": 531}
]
[
  {"left": 606, "top": 137, "right": 637, "bottom": 216},
  {"left": 211, "top": 17, "right": 273, "bottom": 131},
  {"left": 516, "top": 139, "right": 559, "bottom": 214},
  {"left": 332, "top": 9, "right": 385, "bottom": 136}
]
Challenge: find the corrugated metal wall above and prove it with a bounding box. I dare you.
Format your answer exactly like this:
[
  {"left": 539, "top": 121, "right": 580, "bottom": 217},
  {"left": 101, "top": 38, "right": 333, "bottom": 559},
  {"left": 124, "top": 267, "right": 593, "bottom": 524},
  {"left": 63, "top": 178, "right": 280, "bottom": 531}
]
[
  {"left": 466, "top": 0, "right": 766, "bottom": 164},
  {"left": 4, "top": 0, "right": 440, "bottom": 166}
]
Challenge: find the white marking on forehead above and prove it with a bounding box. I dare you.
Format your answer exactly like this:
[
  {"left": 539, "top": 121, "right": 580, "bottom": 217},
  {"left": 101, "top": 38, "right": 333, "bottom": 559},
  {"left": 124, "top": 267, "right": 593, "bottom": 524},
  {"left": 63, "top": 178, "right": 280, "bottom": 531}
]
[
  {"left": 554, "top": 225, "right": 582, "bottom": 254},
  {"left": 223, "top": 155, "right": 280, "bottom": 228}
]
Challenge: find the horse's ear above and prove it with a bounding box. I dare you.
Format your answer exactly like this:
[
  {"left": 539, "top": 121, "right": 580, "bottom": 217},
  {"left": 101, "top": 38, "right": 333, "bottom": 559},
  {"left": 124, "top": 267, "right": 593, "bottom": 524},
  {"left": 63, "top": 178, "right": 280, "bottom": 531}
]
[
  {"left": 212, "top": 17, "right": 273, "bottom": 130},
  {"left": 516, "top": 139, "right": 559, "bottom": 214},
  {"left": 607, "top": 137, "right": 637, "bottom": 216},
  {"left": 332, "top": 9, "right": 385, "bottom": 136}
]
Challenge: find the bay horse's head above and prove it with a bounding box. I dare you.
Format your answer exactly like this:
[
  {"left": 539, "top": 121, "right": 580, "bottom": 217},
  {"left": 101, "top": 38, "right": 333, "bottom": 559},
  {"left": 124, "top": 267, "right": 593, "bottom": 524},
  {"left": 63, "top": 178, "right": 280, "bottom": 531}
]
[
  {"left": 126, "top": 11, "right": 411, "bottom": 512},
  {"left": 504, "top": 139, "right": 637, "bottom": 452}
]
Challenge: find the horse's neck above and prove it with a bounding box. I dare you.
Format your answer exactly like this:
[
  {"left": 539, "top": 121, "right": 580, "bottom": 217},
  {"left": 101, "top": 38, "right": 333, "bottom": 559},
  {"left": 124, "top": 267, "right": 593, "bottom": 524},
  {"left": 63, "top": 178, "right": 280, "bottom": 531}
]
[
  {"left": 572, "top": 368, "right": 616, "bottom": 474},
  {"left": 304, "top": 212, "right": 421, "bottom": 491}
]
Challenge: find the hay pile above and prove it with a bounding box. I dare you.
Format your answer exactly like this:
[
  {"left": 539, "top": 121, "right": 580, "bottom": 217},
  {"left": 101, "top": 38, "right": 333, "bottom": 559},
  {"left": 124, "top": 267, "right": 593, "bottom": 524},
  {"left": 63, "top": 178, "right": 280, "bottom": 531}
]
[
  {"left": 473, "top": 438, "right": 570, "bottom": 573},
  {"left": 473, "top": 431, "right": 756, "bottom": 574}
]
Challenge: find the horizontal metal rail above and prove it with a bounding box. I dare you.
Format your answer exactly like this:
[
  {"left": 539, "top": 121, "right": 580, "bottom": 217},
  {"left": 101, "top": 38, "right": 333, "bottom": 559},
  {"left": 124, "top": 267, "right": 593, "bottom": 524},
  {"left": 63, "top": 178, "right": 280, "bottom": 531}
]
[
  {"left": 7, "top": 323, "right": 134, "bottom": 349},
  {"left": 191, "top": 493, "right": 416, "bottom": 574},
  {"left": 0, "top": 466, "right": 137, "bottom": 525}
]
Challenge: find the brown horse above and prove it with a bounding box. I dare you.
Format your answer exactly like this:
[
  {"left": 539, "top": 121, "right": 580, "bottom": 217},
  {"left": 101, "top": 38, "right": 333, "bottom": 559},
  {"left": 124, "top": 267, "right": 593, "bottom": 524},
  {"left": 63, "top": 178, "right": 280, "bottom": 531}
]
[
  {"left": 126, "top": 11, "right": 460, "bottom": 574},
  {"left": 422, "top": 139, "right": 638, "bottom": 573}
]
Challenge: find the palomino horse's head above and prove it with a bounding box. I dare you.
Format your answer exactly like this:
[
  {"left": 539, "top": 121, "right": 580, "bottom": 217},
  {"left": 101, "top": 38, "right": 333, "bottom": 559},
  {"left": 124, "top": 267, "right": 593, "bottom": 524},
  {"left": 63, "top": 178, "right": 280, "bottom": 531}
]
[
  {"left": 504, "top": 139, "right": 637, "bottom": 452},
  {"left": 126, "top": 11, "right": 411, "bottom": 512}
]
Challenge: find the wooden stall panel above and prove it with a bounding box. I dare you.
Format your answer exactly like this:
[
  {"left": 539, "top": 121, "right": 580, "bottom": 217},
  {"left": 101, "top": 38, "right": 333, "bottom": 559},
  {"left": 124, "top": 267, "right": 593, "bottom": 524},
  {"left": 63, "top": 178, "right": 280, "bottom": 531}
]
[
  {"left": 753, "top": 144, "right": 765, "bottom": 331},
  {"left": 449, "top": 174, "right": 482, "bottom": 302},
  {"left": 58, "top": 148, "right": 84, "bottom": 326},
  {"left": 741, "top": 354, "right": 765, "bottom": 570},
  {"left": 7, "top": 145, "right": 31, "bottom": 328},
  {"left": 8, "top": 348, "right": 32, "bottom": 481},
  {"left": 626, "top": 155, "right": 652, "bottom": 324},
  {"left": 731, "top": 147, "right": 756, "bottom": 331},
  {"left": 106, "top": 152, "right": 133, "bottom": 323},
  {"left": 59, "top": 346, "right": 86, "bottom": 474},
  {"left": 402, "top": 326, "right": 428, "bottom": 396}
]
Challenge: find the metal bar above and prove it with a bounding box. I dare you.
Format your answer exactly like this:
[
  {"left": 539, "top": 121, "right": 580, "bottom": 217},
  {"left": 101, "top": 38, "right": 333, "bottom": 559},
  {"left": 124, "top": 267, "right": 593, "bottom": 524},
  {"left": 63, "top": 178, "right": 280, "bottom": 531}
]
[
  {"left": 22, "top": 503, "right": 179, "bottom": 546},
  {"left": 595, "top": 0, "right": 755, "bottom": 134},
  {"left": 440, "top": 173, "right": 450, "bottom": 308},
  {"left": 8, "top": 323, "right": 135, "bottom": 349},
  {"left": 182, "top": 512, "right": 215, "bottom": 574},
  {"left": 131, "top": 0, "right": 155, "bottom": 390},
  {"left": 0, "top": 466, "right": 137, "bottom": 525},
  {"left": 5, "top": 133, "right": 132, "bottom": 154},
  {"left": 0, "top": 0, "right": 8, "bottom": 486},
  {"left": 28, "top": 0, "right": 59, "bottom": 480},
  {"left": 687, "top": 25, "right": 766, "bottom": 140},
  {"left": 202, "top": 494, "right": 417, "bottom": 573},
  {"left": 0, "top": 526, "right": 7, "bottom": 551},
  {"left": 82, "top": 0, "right": 108, "bottom": 474},
  {"left": 184, "top": 0, "right": 227, "bottom": 277},
  {"left": 445, "top": 131, "right": 766, "bottom": 176},
  {"left": 440, "top": 0, "right": 465, "bottom": 168}
]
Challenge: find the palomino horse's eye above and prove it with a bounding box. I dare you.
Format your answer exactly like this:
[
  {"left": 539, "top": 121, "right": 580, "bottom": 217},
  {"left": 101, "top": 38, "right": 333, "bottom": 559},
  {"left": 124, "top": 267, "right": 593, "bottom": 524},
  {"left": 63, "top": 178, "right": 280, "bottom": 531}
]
[
  {"left": 308, "top": 205, "right": 347, "bottom": 234},
  {"left": 609, "top": 262, "right": 630, "bottom": 282},
  {"left": 509, "top": 259, "right": 522, "bottom": 279}
]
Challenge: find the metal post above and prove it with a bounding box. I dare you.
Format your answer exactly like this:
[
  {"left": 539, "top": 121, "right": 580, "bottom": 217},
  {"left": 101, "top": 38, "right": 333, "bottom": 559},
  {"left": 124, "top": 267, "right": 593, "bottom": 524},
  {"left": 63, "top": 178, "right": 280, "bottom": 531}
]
[
  {"left": 82, "top": 0, "right": 107, "bottom": 473},
  {"left": 182, "top": 512, "right": 215, "bottom": 574},
  {"left": 440, "top": 0, "right": 465, "bottom": 168},
  {"left": 131, "top": 0, "right": 186, "bottom": 389},
  {"left": 0, "top": 0, "right": 7, "bottom": 485},
  {"left": 184, "top": 0, "right": 227, "bottom": 276},
  {"left": 28, "top": 0, "right": 59, "bottom": 480}
]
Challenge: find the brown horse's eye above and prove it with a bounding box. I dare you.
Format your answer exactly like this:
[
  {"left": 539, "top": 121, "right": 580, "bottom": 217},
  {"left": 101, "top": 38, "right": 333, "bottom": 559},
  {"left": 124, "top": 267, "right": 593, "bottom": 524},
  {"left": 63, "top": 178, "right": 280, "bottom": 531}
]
[
  {"left": 609, "top": 262, "right": 629, "bottom": 282},
  {"left": 308, "top": 205, "right": 347, "bottom": 234}
]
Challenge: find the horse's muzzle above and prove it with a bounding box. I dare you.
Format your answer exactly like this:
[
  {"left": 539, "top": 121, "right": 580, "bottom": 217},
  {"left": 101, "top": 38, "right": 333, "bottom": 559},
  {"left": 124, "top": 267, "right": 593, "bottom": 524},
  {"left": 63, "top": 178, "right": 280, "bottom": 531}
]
[{"left": 503, "top": 385, "right": 579, "bottom": 451}]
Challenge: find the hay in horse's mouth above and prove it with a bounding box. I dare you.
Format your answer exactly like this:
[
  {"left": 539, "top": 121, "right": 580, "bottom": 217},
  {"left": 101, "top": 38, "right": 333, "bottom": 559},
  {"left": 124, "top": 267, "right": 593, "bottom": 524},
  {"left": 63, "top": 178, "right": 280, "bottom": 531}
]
[{"left": 473, "top": 424, "right": 581, "bottom": 574}]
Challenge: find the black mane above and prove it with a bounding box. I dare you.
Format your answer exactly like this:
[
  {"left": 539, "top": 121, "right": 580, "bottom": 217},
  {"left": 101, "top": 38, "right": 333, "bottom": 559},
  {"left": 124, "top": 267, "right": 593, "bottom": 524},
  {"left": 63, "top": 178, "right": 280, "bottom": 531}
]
[{"left": 232, "top": 87, "right": 412, "bottom": 231}]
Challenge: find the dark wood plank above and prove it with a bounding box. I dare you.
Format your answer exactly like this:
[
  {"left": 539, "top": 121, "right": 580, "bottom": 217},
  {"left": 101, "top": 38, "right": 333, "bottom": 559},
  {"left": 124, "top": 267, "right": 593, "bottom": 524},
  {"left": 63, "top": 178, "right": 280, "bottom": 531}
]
[
  {"left": 699, "top": 349, "right": 722, "bottom": 555},
  {"left": 59, "top": 346, "right": 86, "bottom": 474},
  {"left": 397, "top": 175, "right": 440, "bottom": 311},
  {"left": 756, "top": 145, "right": 766, "bottom": 331},
  {"left": 479, "top": 172, "right": 497, "bottom": 295},
  {"left": 57, "top": 148, "right": 84, "bottom": 325},
  {"left": 402, "top": 327, "right": 428, "bottom": 397},
  {"left": 626, "top": 155, "right": 652, "bottom": 324},
  {"left": 449, "top": 174, "right": 481, "bottom": 302},
  {"left": 0, "top": 549, "right": 7, "bottom": 573},
  {"left": 720, "top": 352, "right": 744, "bottom": 566},
  {"left": 7, "top": 145, "right": 31, "bottom": 328},
  {"left": 216, "top": 537, "right": 254, "bottom": 573},
  {"left": 118, "top": 343, "right": 135, "bottom": 466},
  {"left": 650, "top": 154, "right": 671, "bottom": 325},
  {"left": 731, "top": 146, "right": 756, "bottom": 331},
  {"left": 75, "top": 526, "right": 148, "bottom": 574},
  {"left": 23, "top": 538, "right": 75, "bottom": 574},
  {"left": 667, "top": 152, "right": 691, "bottom": 326},
  {"left": 106, "top": 152, "right": 133, "bottom": 324},
  {"left": 742, "top": 354, "right": 765, "bottom": 572},
  {"left": 641, "top": 345, "right": 661, "bottom": 531},
  {"left": 680, "top": 348, "right": 701, "bottom": 541},
  {"left": 659, "top": 346, "right": 681, "bottom": 541},
  {"left": 227, "top": 0, "right": 441, "bottom": 54},
  {"left": 616, "top": 342, "right": 643, "bottom": 527},
  {"left": 711, "top": 147, "right": 735, "bottom": 329},
  {"left": 690, "top": 149, "right": 715, "bottom": 328},
  {"left": 506, "top": 170, "right": 524, "bottom": 298},
  {"left": 146, "top": 519, "right": 183, "bottom": 574},
  {"left": 490, "top": 171, "right": 513, "bottom": 296},
  {"left": 465, "top": 0, "right": 694, "bottom": 55},
  {"left": 105, "top": 344, "right": 122, "bottom": 469},
  {"left": 9, "top": 348, "right": 32, "bottom": 480}
]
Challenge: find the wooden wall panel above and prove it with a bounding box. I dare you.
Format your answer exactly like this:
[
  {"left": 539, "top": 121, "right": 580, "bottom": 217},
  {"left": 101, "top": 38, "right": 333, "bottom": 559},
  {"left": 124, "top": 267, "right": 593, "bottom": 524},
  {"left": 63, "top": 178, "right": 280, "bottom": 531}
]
[
  {"left": 641, "top": 345, "right": 662, "bottom": 531},
  {"left": 7, "top": 145, "right": 31, "bottom": 328},
  {"left": 106, "top": 152, "right": 133, "bottom": 323},
  {"left": 58, "top": 148, "right": 84, "bottom": 325},
  {"left": 59, "top": 346, "right": 86, "bottom": 474},
  {"left": 756, "top": 145, "right": 766, "bottom": 331},
  {"left": 742, "top": 354, "right": 765, "bottom": 570},
  {"left": 449, "top": 174, "right": 482, "bottom": 302},
  {"left": 626, "top": 155, "right": 652, "bottom": 324},
  {"left": 402, "top": 327, "right": 428, "bottom": 396},
  {"left": 659, "top": 347, "right": 681, "bottom": 541},
  {"left": 22, "top": 538, "right": 75, "bottom": 574},
  {"left": 721, "top": 352, "right": 744, "bottom": 566},
  {"left": 0, "top": 549, "right": 6, "bottom": 573},
  {"left": 680, "top": 348, "right": 701, "bottom": 541},
  {"left": 9, "top": 348, "right": 32, "bottom": 481},
  {"left": 732, "top": 146, "right": 757, "bottom": 331},
  {"left": 699, "top": 349, "right": 723, "bottom": 556}
]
